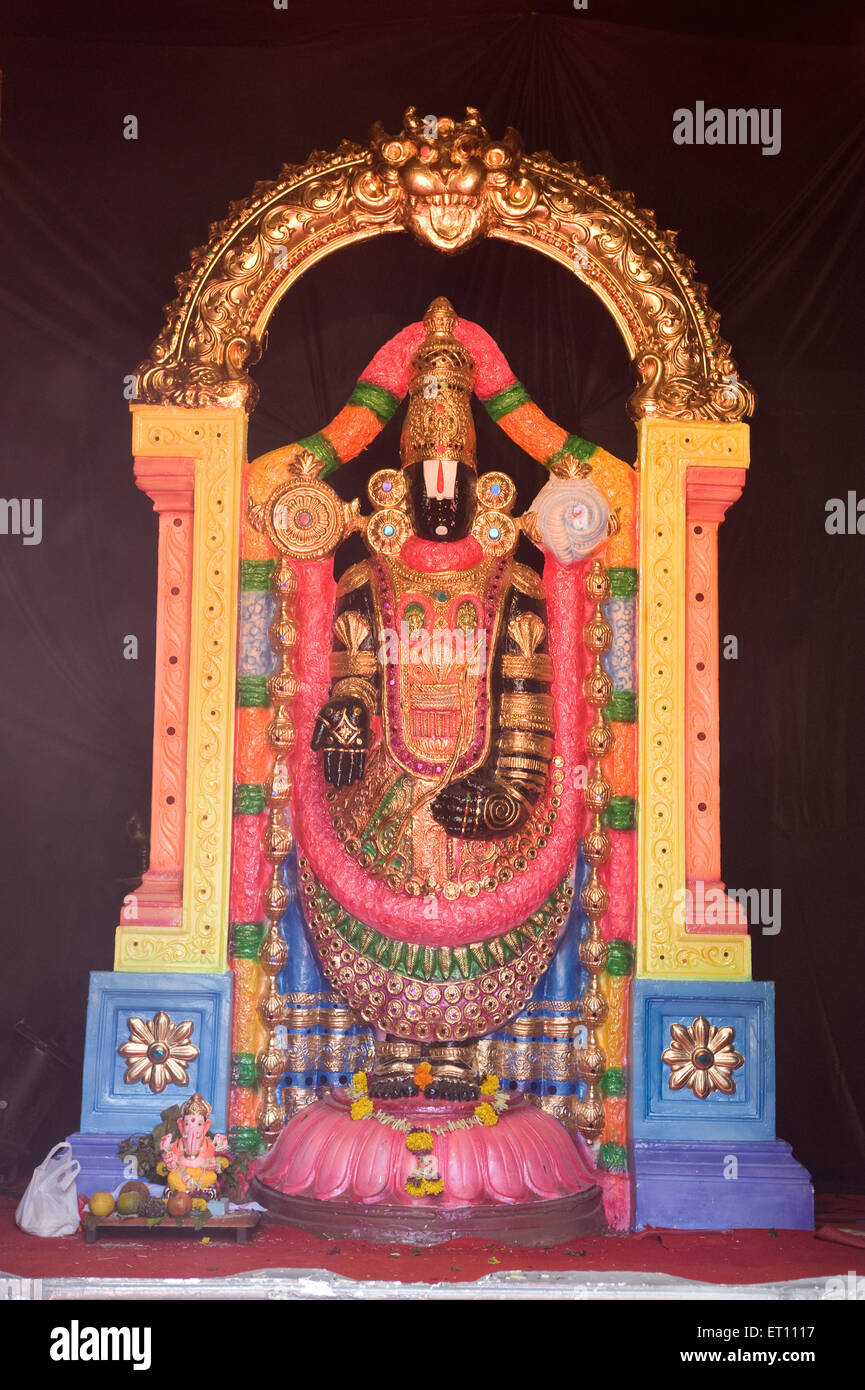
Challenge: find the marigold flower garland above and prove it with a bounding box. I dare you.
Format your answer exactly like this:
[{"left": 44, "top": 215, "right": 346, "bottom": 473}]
[
  {"left": 404, "top": 1128, "right": 443, "bottom": 1197},
  {"left": 348, "top": 1070, "right": 374, "bottom": 1121},
  {"left": 346, "top": 1070, "right": 509, "bottom": 1198},
  {"left": 413, "top": 1061, "right": 434, "bottom": 1091}
]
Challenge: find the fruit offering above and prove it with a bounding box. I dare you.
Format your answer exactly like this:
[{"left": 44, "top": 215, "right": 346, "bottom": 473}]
[{"left": 166, "top": 1191, "right": 193, "bottom": 1218}]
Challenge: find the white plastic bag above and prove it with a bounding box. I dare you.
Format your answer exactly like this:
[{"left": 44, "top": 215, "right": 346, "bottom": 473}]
[{"left": 15, "top": 1142, "right": 81, "bottom": 1237}]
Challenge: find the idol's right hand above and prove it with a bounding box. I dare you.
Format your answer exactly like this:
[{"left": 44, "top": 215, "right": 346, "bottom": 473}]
[{"left": 311, "top": 697, "right": 371, "bottom": 787}]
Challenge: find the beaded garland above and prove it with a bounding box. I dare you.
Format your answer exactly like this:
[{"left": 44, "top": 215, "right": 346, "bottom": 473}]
[{"left": 300, "top": 862, "right": 573, "bottom": 1043}]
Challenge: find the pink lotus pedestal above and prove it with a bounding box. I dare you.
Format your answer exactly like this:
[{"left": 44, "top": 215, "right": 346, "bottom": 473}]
[{"left": 250, "top": 1092, "right": 606, "bottom": 1246}]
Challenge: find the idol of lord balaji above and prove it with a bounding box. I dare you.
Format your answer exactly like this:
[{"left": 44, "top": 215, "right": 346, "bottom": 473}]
[{"left": 250, "top": 297, "right": 632, "bottom": 1241}]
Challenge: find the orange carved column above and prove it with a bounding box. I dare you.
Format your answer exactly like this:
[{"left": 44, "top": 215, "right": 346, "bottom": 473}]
[
  {"left": 118, "top": 456, "right": 194, "bottom": 938},
  {"left": 685, "top": 465, "right": 748, "bottom": 933}
]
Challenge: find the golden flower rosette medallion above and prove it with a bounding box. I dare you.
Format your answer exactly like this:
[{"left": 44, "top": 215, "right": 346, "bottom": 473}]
[
  {"left": 661, "top": 1016, "right": 744, "bottom": 1099},
  {"left": 117, "top": 1010, "right": 200, "bottom": 1093}
]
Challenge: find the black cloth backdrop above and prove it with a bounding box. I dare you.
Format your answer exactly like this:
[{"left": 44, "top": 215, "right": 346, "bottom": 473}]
[{"left": 1, "top": 0, "right": 863, "bottom": 1188}]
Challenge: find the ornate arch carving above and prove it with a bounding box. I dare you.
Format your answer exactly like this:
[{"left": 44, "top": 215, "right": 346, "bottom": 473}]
[{"left": 137, "top": 107, "right": 754, "bottom": 422}]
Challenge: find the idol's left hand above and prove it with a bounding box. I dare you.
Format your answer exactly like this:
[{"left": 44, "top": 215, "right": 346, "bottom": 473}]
[{"left": 431, "top": 773, "right": 530, "bottom": 840}]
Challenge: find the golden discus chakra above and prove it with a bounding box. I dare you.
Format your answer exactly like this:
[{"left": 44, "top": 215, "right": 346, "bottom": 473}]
[{"left": 266, "top": 478, "right": 345, "bottom": 559}]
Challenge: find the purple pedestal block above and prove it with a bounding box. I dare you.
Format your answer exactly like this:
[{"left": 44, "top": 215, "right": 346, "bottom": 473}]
[
  {"left": 634, "top": 1140, "right": 814, "bottom": 1230},
  {"left": 66, "top": 1132, "right": 126, "bottom": 1197}
]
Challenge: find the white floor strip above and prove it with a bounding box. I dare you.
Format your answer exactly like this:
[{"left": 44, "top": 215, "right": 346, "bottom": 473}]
[{"left": 0, "top": 1268, "right": 853, "bottom": 1300}]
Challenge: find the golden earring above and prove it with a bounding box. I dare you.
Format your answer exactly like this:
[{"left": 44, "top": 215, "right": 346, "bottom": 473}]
[{"left": 365, "top": 469, "right": 411, "bottom": 555}]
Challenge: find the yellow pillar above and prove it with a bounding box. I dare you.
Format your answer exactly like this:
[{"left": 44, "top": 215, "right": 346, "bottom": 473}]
[
  {"left": 115, "top": 405, "right": 247, "bottom": 971},
  {"left": 636, "top": 417, "right": 751, "bottom": 979}
]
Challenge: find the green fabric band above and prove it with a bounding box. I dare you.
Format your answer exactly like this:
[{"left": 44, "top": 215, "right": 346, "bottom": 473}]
[
  {"left": 604, "top": 689, "right": 636, "bottom": 724},
  {"left": 234, "top": 783, "right": 267, "bottom": 816},
  {"left": 228, "top": 1126, "right": 265, "bottom": 1156},
  {"left": 607, "top": 566, "right": 638, "bottom": 598},
  {"left": 350, "top": 380, "right": 401, "bottom": 421},
  {"left": 231, "top": 1053, "right": 259, "bottom": 1088},
  {"left": 241, "top": 558, "right": 276, "bottom": 592},
  {"left": 605, "top": 938, "right": 635, "bottom": 978},
  {"left": 547, "top": 433, "right": 598, "bottom": 468},
  {"left": 237, "top": 675, "right": 270, "bottom": 708},
  {"left": 598, "top": 1141, "right": 628, "bottom": 1174},
  {"left": 603, "top": 795, "right": 636, "bottom": 831},
  {"left": 297, "top": 432, "right": 340, "bottom": 478},
  {"left": 484, "top": 382, "right": 532, "bottom": 422},
  {"left": 600, "top": 1067, "right": 627, "bottom": 1098},
  {"left": 229, "top": 922, "right": 267, "bottom": 960}
]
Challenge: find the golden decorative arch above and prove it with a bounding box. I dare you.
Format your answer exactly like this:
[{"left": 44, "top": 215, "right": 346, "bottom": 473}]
[
  {"left": 137, "top": 107, "right": 754, "bottom": 422},
  {"left": 121, "top": 106, "right": 753, "bottom": 987}
]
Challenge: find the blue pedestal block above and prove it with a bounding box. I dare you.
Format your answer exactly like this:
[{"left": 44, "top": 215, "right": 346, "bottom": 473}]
[
  {"left": 68, "top": 970, "right": 232, "bottom": 1194},
  {"left": 633, "top": 1140, "right": 814, "bottom": 1230},
  {"left": 65, "top": 1132, "right": 127, "bottom": 1197},
  {"left": 630, "top": 979, "right": 813, "bottom": 1229},
  {"left": 632, "top": 979, "right": 775, "bottom": 1141}
]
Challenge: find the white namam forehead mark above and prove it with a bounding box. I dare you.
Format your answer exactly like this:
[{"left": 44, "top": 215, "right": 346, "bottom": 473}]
[{"left": 422, "top": 456, "right": 459, "bottom": 500}]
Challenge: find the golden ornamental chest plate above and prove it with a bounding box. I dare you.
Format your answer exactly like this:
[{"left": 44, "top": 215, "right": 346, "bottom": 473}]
[{"left": 370, "top": 553, "right": 510, "bottom": 780}]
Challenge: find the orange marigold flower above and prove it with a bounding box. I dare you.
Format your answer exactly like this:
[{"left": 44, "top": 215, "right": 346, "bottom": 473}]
[
  {"left": 414, "top": 1062, "right": 433, "bottom": 1088},
  {"left": 405, "top": 1129, "right": 433, "bottom": 1153}
]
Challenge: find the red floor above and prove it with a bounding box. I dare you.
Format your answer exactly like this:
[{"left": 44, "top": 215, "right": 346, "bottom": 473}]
[{"left": 2, "top": 1195, "right": 863, "bottom": 1286}]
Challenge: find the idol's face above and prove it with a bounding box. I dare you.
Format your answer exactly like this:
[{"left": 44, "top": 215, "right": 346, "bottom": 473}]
[
  {"left": 179, "top": 1112, "right": 208, "bottom": 1156},
  {"left": 404, "top": 458, "right": 476, "bottom": 542}
]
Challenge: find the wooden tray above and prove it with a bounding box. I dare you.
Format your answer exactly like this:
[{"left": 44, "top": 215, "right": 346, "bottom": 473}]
[{"left": 84, "top": 1211, "right": 261, "bottom": 1244}]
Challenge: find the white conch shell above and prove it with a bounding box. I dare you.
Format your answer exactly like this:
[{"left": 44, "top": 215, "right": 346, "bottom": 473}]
[{"left": 529, "top": 477, "right": 610, "bottom": 566}]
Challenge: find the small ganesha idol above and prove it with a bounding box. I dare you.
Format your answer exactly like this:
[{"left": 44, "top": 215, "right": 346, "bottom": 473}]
[{"left": 160, "top": 1093, "right": 230, "bottom": 1198}]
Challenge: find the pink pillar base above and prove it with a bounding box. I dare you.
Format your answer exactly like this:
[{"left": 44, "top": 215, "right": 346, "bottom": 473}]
[
  {"left": 120, "top": 868, "right": 183, "bottom": 928},
  {"left": 685, "top": 877, "right": 749, "bottom": 934}
]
